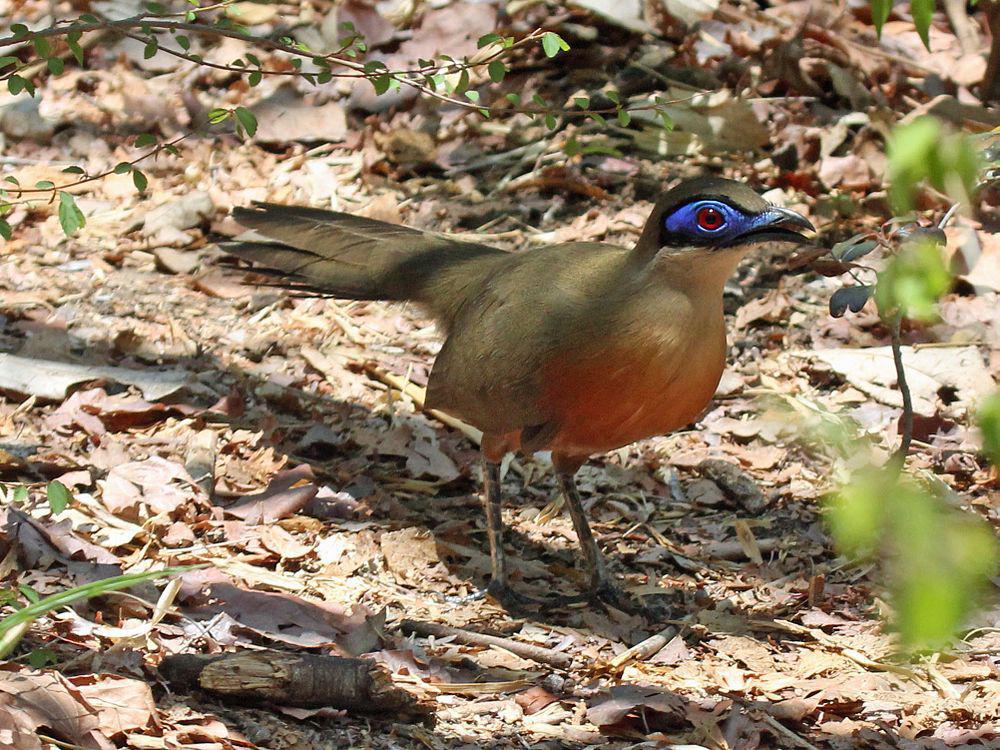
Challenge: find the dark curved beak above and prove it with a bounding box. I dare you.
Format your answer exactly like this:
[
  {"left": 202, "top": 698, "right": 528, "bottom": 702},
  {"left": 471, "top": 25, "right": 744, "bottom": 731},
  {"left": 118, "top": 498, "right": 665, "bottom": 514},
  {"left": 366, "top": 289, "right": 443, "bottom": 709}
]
[
  {"left": 737, "top": 205, "right": 815, "bottom": 245},
  {"left": 765, "top": 206, "right": 815, "bottom": 233}
]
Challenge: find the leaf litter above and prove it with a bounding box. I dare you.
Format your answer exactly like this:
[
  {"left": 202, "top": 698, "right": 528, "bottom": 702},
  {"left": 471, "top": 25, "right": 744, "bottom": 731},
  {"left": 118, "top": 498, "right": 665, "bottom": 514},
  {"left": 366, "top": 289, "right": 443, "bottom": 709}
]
[{"left": 1, "top": 0, "right": 999, "bottom": 747}]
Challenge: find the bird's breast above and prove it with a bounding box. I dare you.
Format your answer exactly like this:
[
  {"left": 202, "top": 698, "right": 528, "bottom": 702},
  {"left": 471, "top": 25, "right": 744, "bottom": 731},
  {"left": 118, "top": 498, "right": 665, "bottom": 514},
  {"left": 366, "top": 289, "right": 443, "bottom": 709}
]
[{"left": 537, "top": 314, "right": 727, "bottom": 455}]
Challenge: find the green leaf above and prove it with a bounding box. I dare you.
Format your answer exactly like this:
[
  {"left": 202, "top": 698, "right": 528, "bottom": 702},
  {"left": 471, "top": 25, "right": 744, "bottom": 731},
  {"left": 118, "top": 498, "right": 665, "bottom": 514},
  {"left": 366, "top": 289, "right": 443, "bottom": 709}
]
[
  {"left": 113, "top": 162, "right": 133, "bottom": 174},
  {"left": 911, "top": 0, "right": 933, "bottom": 48},
  {"left": 617, "top": 109, "right": 631, "bottom": 127},
  {"left": 828, "top": 469, "right": 888, "bottom": 557},
  {"left": 57, "top": 191, "right": 85, "bottom": 236},
  {"left": 874, "top": 236, "right": 951, "bottom": 321},
  {"left": 177, "top": 35, "right": 191, "bottom": 51},
  {"left": 870, "top": 0, "right": 891, "bottom": 38},
  {"left": 207, "top": 107, "right": 230, "bottom": 124},
  {"left": 46, "top": 57, "right": 64, "bottom": 75},
  {"left": 0, "top": 565, "right": 203, "bottom": 659},
  {"left": 134, "top": 133, "right": 157, "bottom": 148},
  {"left": 32, "top": 38, "right": 52, "bottom": 59},
  {"left": 887, "top": 116, "right": 981, "bottom": 213},
  {"left": 541, "top": 31, "right": 570, "bottom": 58},
  {"left": 249, "top": 70, "right": 262, "bottom": 87},
  {"left": 488, "top": 60, "right": 506, "bottom": 83},
  {"left": 234, "top": 106, "right": 257, "bottom": 137},
  {"left": 67, "top": 38, "right": 84, "bottom": 66},
  {"left": 7, "top": 76, "right": 25, "bottom": 95},
  {"left": 46, "top": 480, "right": 71, "bottom": 515},
  {"left": 977, "top": 391, "right": 1000, "bottom": 465},
  {"left": 0, "top": 219, "right": 11, "bottom": 241},
  {"left": 34, "top": 180, "right": 54, "bottom": 189},
  {"left": 573, "top": 95, "right": 590, "bottom": 109},
  {"left": 371, "top": 73, "right": 391, "bottom": 95},
  {"left": 132, "top": 169, "right": 148, "bottom": 192},
  {"left": 505, "top": 92, "right": 521, "bottom": 106},
  {"left": 477, "top": 32, "right": 502, "bottom": 48},
  {"left": 10, "top": 24, "right": 29, "bottom": 38},
  {"left": 658, "top": 110, "right": 674, "bottom": 130},
  {"left": 465, "top": 90, "right": 480, "bottom": 102},
  {"left": 544, "top": 113, "right": 556, "bottom": 130},
  {"left": 0, "top": 56, "right": 20, "bottom": 71},
  {"left": 62, "top": 165, "right": 85, "bottom": 174},
  {"left": 12, "top": 485, "right": 28, "bottom": 503},
  {"left": 144, "top": 39, "right": 159, "bottom": 59},
  {"left": 26, "top": 648, "right": 58, "bottom": 668}
]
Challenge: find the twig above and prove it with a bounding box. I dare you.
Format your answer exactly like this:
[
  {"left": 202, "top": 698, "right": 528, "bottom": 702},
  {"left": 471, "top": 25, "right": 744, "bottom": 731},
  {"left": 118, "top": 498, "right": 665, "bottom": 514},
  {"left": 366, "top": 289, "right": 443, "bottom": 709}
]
[
  {"left": 608, "top": 624, "right": 680, "bottom": 669},
  {"left": 399, "top": 619, "right": 574, "bottom": 670},
  {"left": 759, "top": 714, "right": 823, "bottom": 750}
]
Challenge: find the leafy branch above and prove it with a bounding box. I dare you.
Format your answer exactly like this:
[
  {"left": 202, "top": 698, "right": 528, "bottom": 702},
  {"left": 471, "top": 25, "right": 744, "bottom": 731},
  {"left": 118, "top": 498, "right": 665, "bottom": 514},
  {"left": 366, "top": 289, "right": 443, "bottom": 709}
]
[
  {"left": 0, "top": 6, "right": 683, "bottom": 239},
  {"left": 813, "top": 116, "right": 1000, "bottom": 650}
]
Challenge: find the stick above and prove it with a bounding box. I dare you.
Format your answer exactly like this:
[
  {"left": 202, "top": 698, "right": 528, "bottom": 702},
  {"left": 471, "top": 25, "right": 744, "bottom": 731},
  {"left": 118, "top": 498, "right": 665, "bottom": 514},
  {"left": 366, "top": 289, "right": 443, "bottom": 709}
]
[
  {"left": 399, "top": 619, "right": 574, "bottom": 670},
  {"left": 159, "top": 652, "right": 432, "bottom": 720},
  {"left": 609, "top": 625, "right": 679, "bottom": 668}
]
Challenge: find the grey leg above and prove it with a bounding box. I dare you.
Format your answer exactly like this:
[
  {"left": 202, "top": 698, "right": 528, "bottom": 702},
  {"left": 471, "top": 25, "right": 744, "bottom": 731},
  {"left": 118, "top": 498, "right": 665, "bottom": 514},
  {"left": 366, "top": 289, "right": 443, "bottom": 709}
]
[
  {"left": 556, "top": 471, "right": 611, "bottom": 595},
  {"left": 482, "top": 458, "right": 509, "bottom": 590}
]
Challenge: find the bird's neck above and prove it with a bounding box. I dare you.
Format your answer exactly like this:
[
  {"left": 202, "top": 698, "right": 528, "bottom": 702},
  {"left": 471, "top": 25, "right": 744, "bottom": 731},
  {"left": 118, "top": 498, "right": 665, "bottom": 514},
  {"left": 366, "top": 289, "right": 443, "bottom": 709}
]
[{"left": 638, "top": 247, "right": 748, "bottom": 302}]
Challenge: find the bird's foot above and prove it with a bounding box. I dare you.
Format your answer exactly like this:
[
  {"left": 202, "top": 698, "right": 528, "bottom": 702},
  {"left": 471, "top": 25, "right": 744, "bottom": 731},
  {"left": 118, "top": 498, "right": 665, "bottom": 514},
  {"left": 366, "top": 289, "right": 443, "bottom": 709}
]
[
  {"left": 445, "top": 580, "right": 589, "bottom": 612},
  {"left": 589, "top": 580, "right": 675, "bottom": 622}
]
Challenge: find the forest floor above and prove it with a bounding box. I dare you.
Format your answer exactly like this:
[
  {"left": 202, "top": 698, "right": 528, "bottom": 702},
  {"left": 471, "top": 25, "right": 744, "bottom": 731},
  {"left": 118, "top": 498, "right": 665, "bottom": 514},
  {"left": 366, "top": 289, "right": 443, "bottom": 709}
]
[{"left": 1, "top": 0, "right": 999, "bottom": 748}]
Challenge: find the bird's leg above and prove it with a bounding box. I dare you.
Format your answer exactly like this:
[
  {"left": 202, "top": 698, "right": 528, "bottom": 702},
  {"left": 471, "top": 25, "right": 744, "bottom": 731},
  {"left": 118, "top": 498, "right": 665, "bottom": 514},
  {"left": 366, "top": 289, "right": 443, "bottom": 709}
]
[
  {"left": 450, "top": 456, "right": 586, "bottom": 611},
  {"left": 555, "top": 468, "right": 670, "bottom": 619},
  {"left": 477, "top": 458, "right": 565, "bottom": 610},
  {"left": 481, "top": 458, "right": 509, "bottom": 594},
  {"left": 555, "top": 470, "right": 615, "bottom": 599}
]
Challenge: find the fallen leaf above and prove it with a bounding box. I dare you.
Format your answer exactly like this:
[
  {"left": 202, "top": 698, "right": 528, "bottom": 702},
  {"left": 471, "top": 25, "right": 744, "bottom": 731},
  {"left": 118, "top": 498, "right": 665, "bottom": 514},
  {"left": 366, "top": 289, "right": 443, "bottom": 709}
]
[{"left": 801, "top": 345, "right": 996, "bottom": 416}]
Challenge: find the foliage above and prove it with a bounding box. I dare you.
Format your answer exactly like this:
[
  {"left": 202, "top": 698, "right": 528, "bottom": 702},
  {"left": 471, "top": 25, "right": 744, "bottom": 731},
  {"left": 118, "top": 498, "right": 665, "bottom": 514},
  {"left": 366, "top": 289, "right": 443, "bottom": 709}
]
[
  {"left": 870, "top": 0, "right": 936, "bottom": 49},
  {"left": 812, "top": 115, "right": 998, "bottom": 651},
  {"left": 887, "top": 117, "right": 981, "bottom": 215},
  {"left": 0, "top": 7, "right": 672, "bottom": 241},
  {"left": 830, "top": 468, "right": 997, "bottom": 649},
  {"left": 978, "top": 391, "right": 1000, "bottom": 465},
  {"left": 0, "top": 565, "right": 196, "bottom": 659}
]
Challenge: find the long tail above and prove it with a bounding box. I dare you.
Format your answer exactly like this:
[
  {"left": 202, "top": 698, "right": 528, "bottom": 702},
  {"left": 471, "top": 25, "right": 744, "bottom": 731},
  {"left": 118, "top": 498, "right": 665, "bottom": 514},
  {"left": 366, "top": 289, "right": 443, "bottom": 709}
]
[{"left": 224, "top": 202, "right": 505, "bottom": 319}]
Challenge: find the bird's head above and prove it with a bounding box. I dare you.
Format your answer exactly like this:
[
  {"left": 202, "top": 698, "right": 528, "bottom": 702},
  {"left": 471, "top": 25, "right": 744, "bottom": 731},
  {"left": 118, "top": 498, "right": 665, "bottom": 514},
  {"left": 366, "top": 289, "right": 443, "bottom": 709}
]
[{"left": 637, "top": 177, "right": 814, "bottom": 263}]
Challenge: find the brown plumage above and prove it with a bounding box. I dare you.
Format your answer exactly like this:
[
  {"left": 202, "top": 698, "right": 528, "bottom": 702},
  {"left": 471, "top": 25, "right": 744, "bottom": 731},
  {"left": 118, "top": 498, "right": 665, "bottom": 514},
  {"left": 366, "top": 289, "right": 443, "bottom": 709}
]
[{"left": 226, "top": 177, "right": 814, "bottom": 613}]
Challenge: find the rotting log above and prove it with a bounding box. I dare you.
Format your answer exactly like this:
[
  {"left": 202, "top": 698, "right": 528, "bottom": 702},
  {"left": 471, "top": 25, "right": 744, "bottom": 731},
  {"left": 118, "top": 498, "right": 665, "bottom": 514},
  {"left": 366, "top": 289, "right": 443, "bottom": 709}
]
[{"left": 159, "top": 651, "right": 433, "bottom": 722}]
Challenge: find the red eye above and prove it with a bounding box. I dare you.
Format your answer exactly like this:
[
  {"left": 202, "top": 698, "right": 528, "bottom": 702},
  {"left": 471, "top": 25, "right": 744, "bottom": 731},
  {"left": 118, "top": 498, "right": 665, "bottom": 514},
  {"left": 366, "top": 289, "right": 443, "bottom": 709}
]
[{"left": 697, "top": 206, "right": 725, "bottom": 231}]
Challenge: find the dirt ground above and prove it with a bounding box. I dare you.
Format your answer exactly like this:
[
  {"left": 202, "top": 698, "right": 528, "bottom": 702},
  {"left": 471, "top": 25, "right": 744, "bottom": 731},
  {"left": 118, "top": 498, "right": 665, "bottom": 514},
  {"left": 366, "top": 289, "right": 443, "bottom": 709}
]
[{"left": 1, "top": 0, "right": 999, "bottom": 747}]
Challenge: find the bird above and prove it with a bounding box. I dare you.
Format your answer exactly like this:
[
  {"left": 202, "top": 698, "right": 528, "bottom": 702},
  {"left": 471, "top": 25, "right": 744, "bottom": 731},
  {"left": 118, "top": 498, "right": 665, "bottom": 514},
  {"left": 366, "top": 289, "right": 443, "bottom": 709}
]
[{"left": 225, "top": 177, "right": 815, "bottom": 613}]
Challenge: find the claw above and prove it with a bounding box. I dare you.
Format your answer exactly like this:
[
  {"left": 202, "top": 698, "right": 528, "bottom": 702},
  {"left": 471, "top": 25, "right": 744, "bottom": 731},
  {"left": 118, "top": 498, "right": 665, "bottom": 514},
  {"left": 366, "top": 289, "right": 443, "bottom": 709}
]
[{"left": 589, "top": 581, "right": 675, "bottom": 621}]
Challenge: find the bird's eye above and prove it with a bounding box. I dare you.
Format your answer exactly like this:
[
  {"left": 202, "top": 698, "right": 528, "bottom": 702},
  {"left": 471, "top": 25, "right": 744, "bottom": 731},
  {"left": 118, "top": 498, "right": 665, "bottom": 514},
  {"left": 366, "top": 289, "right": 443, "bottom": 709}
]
[{"left": 696, "top": 206, "right": 726, "bottom": 231}]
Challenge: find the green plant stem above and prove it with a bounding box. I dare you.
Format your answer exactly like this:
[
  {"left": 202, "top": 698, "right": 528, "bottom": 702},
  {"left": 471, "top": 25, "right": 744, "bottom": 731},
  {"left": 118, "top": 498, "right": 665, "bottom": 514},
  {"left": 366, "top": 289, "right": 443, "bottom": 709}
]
[
  {"left": 889, "top": 314, "right": 913, "bottom": 470},
  {"left": 2, "top": 133, "right": 189, "bottom": 198},
  {"left": 0, "top": 565, "right": 199, "bottom": 659}
]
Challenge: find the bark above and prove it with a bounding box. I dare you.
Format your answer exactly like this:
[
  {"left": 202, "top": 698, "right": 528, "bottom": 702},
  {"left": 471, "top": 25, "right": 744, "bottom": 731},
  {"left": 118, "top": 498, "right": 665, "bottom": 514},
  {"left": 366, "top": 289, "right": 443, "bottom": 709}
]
[{"left": 159, "top": 652, "right": 432, "bottom": 721}]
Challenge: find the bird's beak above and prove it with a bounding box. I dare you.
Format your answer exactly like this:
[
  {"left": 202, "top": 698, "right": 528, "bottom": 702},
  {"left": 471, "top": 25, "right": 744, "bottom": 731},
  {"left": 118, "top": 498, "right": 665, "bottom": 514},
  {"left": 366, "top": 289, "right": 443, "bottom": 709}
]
[
  {"left": 735, "top": 205, "right": 815, "bottom": 246},
  {"left": 765, "top": 206, "right": 815, "bottom": 233}
]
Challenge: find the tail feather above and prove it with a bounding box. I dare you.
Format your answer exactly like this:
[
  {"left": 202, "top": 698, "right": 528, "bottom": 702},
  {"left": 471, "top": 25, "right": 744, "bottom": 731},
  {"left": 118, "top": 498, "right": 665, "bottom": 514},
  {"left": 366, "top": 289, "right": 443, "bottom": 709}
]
[{"left": 223, "top": 202, "right": 506, "bottom": 314}]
